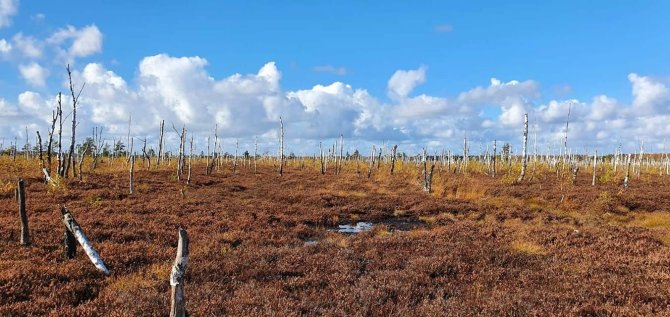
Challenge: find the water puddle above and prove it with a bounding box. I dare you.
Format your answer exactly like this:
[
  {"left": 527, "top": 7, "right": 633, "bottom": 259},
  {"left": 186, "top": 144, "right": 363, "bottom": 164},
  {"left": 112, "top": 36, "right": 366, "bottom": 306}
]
[
  {"left": 337, "top": 222, "right": 373, "bottom": 233},
  {"left": 304, "top": 239, "right": 319, "bottom": 246}
]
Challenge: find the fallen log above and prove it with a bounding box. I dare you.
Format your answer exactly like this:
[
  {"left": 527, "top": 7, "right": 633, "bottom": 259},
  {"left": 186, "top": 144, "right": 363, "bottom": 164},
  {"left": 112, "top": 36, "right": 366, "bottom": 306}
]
[{"left": 60, "top": 206, "right": 110, "bottom": 275}]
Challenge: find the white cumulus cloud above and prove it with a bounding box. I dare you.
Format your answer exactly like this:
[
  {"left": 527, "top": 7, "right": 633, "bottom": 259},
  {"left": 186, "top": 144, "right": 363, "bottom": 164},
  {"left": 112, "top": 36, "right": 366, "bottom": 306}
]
[
  {"left": 387, "top": 65, "right": 427, "bottom": 99},
  {"left": 18, "top": 62, "right": 49, "bottom": 87},
  {"left": 0, "top": 0, "right": 18, "bottom": 28},
  {"left": 48, "top": 24, "right": 103, "bottom": 60}
]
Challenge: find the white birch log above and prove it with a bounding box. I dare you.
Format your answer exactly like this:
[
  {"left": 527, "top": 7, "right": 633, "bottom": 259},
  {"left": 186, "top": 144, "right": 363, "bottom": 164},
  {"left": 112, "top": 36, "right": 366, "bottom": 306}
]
[{"left": 61, "top": 207, "right": 110, "bottom": 275}]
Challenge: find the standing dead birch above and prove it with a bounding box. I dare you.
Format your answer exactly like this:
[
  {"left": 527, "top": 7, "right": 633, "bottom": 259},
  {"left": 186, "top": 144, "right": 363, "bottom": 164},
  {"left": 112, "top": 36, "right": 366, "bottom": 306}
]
[
  {"left": 517, "top": 113, "right": 529, "bottom": 183},
  {"left": 279, "top": 117, "right": 284, "bottom": 176}
]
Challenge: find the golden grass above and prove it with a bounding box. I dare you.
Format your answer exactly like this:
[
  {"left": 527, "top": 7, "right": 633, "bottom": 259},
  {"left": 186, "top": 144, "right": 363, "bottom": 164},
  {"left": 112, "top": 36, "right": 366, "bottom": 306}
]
[
  {"left": 511, "top": 241, "right": 548, "bottom": 256},
  {"left": 418, "top": 215, "right": 437, "bottom": 225},
  {"left": 631, "top": 212, "right": 670, "bottom": 229},
  {"left": 657, "top": 232, "right": 670, "bottom": 247}
]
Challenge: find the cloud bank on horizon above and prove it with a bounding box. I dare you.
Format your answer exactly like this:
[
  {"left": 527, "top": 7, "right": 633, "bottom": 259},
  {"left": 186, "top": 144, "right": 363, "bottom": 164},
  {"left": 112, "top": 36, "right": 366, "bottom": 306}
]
[{"left": 0, "top": 1, "right": 669, "bottom": 154}]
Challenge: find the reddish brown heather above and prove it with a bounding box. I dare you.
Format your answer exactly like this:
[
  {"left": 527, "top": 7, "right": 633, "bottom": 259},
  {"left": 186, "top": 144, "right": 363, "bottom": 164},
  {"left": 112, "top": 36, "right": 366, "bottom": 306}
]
[{"left": 1, "top": 158, "right": 670, "bottom": 316}]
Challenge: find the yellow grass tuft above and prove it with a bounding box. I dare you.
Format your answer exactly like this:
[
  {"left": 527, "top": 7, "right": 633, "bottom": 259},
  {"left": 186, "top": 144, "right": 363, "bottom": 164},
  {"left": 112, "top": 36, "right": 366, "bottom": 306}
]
[
  {"left": 418, "top": 215, "right": 437, "bottom": 225},
  {"left": 631, "top": 212, "right": 670, "bottom": 229},
  {"left": 657, "top": 232, "right": 670, "bottom": 247},
  {"left": 511, "top": 241, "right": 548, "bottom": 256}
]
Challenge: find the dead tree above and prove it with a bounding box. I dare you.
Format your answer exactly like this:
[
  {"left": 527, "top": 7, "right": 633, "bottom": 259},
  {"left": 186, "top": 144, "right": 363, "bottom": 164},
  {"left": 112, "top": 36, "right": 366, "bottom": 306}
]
[
  {"left": 529, "top": 128, "right": 538, "bottom": 182},
  {"left": 129, "top": 155, "right": 135, "bottom": 194},
  {"left": 57, "top": 93, "right": 64, "bottom": 176},
  {"left": 36, "top": 131, "right": 44, "bottom": 170},
  {"left": 562, "top": 103, "right": 572, "bottom": 175},
  {"left": 173, "top": 125, "right": 186, "bottom": 181},
  {"left": 17, "top": 178, "right": 30, "bottom": 246},
  {"left": 77, "top": 143, "right": 88, "bottom": 181},
  {"left": 592, "top": 150, "right": 597, "bottom": 186},
  {"left": 319, "top": 142, "right": 325, "bottom": 175},
  {"left": 60, "top": 206, "right": 110, "bottom": 275},
  {"left": 517, "top": 113, "right": 529, "bottom": 183},
  {"left": 233, "top": 139, "right": 239, "bottom": 174},
  {"left": 46, "top": 99, "right": 60, "bottom": 179},
  {"left": 279, "top": 117, "right": 284, "bottom": 176},
  {"left": 142, "top": 138, "right": 150, "bottom": 169},
  {"left": 170, "top": 228, "right": 189, "bottom": 317},
  {"left": 492, "top": 140, "right": 497, "bottom": 177},
  {"left": 254, "top": 136, "right": 258, "bottom": 174},
  {"left": 367, "top": 145, "right": 376, "bottom": 178},
  {"left": 422, "top": 149, "right": 436, "bottom": 192},
  {"left": 64, "top": 65, "right": 85, "bottom": 178},
  {"left": 624, "top": 154, "right": 632, "bottom": 189},
  {"left": 390, "top": 145, "right": 398, "bottom": 175},
  {"left": 157, "top": 120, "right": 165, "bottom": 167},
  {"left": 91, "top": 127, "right": 105, "bottom": 171},
  {"left": 126, "top": 115, "right": 132, "bottom": 161},
  {"left": 187, "top": 135, "right": 193, "bottom": 184},
  {"left": 337, "top": 134, "right": 343, "bottom": 175},
  {"left": 636, "top": 140, "right": 644, "bottom": 179},
  {"left": 571, "top": 164, "right": 579, "bottom": 185}
]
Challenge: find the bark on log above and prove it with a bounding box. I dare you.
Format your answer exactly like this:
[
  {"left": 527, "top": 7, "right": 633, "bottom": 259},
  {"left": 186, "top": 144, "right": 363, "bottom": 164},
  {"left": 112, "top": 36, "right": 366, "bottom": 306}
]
[
  {"left": 60, "top": 206, "right": 110, "bottom": 275},
  {"left": 64, "top": 229, "right": 76, "bottom": 259}
]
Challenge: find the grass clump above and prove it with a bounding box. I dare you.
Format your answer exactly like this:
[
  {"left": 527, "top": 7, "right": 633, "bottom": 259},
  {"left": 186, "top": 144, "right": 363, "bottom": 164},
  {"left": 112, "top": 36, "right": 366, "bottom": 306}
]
[
  {"left": 631, "top": 212, "right": 670, "bottom": 229},
  {"left": 511, "top": 241, "right": 548, "bottom": 256}
]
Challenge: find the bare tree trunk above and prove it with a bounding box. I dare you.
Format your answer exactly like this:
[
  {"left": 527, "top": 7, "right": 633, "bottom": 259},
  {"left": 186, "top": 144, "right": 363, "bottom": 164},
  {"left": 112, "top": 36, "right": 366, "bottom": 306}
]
[
  {"left": 367, "top": 145, "right": 376, "bottom": 178},
  {"left": 592, "top": 150, "right": 597, "bottom": 186},
  {"left": 57, "top": 93, "right": 64, "bottom": 176},
  {"left": 624, "top": 154, "right": 631, "bottom": 189},
  {"left": 174, "top": 125, "right": 186, "bottom": 181},
  {"left": 206, "top": 136, "right": 211, "bottom": 175},
  {"left": 46, "top": 107, "right": 58, "bottom": 178},
  {"left": 126, "top": 115, "right": 132, "bottom": 161},
  {"left": 129, "top": 155, "right": 135, "bottom": 194},
  {"left": 636, "top": 140, "right": 644, "bottom": 179},
  {"left": 338, "top": 134, "right": 343, "bottom": 175},
  {"left": 390, "top": 145, "right": 398, "bottom": 175},
  {"left": 187, "top": 135, "right": 193, "bottom": 184},
  {"left": 157, "top": 120, "right": 165, "bottom": 167},
  {"left": 422, "top": 149, "right": 435, "bottom": 192},
  {"left": 170, "top": 228, "right": 189, "bottom": 317},
  {"left": 562, "top": 103, "right": 572, "bottom": 176},
  {"left": 17, "top": 178, "right": 30, "bottom": 246},
  {"left": 492, "top": 140, "right": 497, "bottom": 177},
  {"left": 233, "top": 139, "right": 238, "bottom": 174},
  {"left": 319, "top": 142, "right": 326, "bottom": 175},
  {"left": 36, "top": 131, "right": 44, "bottom": 171},
  {"left": 279, "top": 117, "right": 284, "bottom": 176},
  {"left": 78, "top": 143, "right": 88, "bottom": 181},
  {"left": 64, "top": 64, "right": 84, "bottom": 179},
  {"left": 142, "top": 138, "right": 149, "bottom": 170},
  {"left": 254, "top": 136, "right": 258, "bottom": 175},
  {"left": 517, "top": 113, "right": 529, "bottom": 183},
  {"left": 529, "top": 129, "right": 538, "bottom": 182}
]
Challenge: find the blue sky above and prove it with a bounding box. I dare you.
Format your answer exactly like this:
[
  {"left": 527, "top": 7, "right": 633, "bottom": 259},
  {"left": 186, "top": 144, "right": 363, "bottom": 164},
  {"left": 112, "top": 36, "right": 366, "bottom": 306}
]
[{"left": 0, "top": 1, "right": 669, "bottom": 154}]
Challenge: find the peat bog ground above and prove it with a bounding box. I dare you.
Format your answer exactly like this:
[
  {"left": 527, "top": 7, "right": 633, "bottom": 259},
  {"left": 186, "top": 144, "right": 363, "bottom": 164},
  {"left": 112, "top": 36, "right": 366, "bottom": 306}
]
[{"left": 1, "top": 160, "right": 670, "bottom": 316}]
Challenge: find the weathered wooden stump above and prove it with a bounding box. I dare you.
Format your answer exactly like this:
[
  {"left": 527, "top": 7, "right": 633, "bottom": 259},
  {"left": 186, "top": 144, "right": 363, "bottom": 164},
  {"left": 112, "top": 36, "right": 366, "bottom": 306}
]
[
  {"left": 17, "top": 178, "right": 30, "bottom": 246},
  {"left": 170, "top": 228, "right": 189, "bottom": 317}
]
